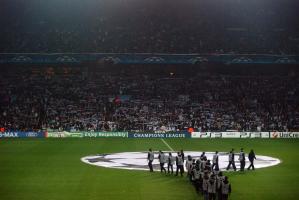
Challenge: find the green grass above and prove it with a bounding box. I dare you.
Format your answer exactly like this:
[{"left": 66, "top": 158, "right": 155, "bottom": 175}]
[{"left": 0, "top": 138, "right": 299, "bottom": 200}]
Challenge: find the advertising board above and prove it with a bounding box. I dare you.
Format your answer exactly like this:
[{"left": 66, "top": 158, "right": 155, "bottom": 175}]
[
  {"left": 46, "top": 131, "right": 83, "bottom": 138},
  {"left": 129, "top": 132, "right": 190, "bottom": 138},
  {"left": 82, "top": 132, "right": 128, "bottom": 138},
  {"left": 0, "top": 132, "right": 45, "bottom": 138}
]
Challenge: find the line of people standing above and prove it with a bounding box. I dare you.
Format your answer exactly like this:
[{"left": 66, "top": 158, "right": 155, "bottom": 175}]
[
  {"left": 147, "top": 148, "right": 257, "bottom": 200},
  {"left": 148, "top": 149, "right": 185, "bottom": 176}
]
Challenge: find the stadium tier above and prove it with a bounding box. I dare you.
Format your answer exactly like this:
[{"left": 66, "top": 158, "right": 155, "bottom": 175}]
[{"left": 0, "top": 0, "right": 299, "bottom": 54}]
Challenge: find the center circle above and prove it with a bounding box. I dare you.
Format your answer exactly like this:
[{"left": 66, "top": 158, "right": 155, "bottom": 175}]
[{"left": 81, "top": 151, "right": 280, "bottom": 171}]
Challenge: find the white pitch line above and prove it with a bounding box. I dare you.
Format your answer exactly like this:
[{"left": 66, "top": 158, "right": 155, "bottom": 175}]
[{"left": 160, "top": 138, "right": 174, "bottom": 151}]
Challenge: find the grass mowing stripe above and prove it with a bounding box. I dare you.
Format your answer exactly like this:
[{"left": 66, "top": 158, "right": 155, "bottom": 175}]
[{"left": 160, "top": 138, "right": 174, "bottom": 151}]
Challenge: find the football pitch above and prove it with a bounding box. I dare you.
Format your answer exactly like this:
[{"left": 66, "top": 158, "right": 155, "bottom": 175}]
[{"left": 0, "top": 138, "right": 299, "bottom": 200}]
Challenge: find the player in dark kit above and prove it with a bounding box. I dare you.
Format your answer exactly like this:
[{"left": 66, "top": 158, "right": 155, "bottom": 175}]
[
  {"left": 147, "top": 148, "right": 154, "bottom": 172},
  {"left": 180, "top": 149, "right": 185, "bottom": 173},
  {"left": 200, "top": 152, "right": 206, "bottom": 160},
  {"left": 181, "top": 149, "right": 185, "bottom": 161},
  {"left": 226, "top": 149, "right": 236, "bottom": 171},
  {"left": 247, "top": 149, "right": 256, "bottom": 170}
]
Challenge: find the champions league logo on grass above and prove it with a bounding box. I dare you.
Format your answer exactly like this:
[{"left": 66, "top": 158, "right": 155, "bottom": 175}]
[{"left": 81, "top": 151, "right": 280, "bottom": 171}]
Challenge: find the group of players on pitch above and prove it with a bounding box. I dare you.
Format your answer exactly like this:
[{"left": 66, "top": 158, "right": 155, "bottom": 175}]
[{"left": 147, "top": 148, "right": 256, "bottom": 200}]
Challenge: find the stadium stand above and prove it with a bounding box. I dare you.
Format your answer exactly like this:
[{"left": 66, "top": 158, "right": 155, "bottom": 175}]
[{"left": 1, "top": 65, "right": 298, "bottom": 132}]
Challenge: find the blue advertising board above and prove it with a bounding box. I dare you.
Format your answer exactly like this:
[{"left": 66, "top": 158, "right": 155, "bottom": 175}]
[
  {"left": 128, "top": 132, "right": 191, "bottom": 138},
  {"left": 0, "top": 132, "right": 45, "bottom": 138}
]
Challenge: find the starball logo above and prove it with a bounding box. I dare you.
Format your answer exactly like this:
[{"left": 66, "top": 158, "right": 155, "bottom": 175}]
[{"left": 81, "top": 151, "right": 280, "bottom": 171}]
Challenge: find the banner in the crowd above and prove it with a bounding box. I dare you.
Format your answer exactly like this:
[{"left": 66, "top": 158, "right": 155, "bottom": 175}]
[
  {"left": 129, "top": 132, "right": 190, "bottom": 138},
  {"left": 0, "top": 132, "right": 45, "bottom": 138},
  {"left": 82, "top": 132, "right": 128, "bottom": 138}
]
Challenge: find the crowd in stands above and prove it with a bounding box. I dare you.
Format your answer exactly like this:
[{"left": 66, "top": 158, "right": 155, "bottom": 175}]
[
  {"left": 0, "top": 65, "right": 298, "bottom": 132},
  {"left": 0, "top": 0, "right": 299, "bottom": 54}
]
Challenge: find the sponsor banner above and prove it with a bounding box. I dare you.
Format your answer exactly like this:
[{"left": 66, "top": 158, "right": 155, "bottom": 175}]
[
  {"left": 249, "top": 132, "right": 262, "bottom": 138},
  {"left": 248, "top": 132, "right": 271, "bottom": 138},
  {"left": 129, "top": 132, "right": 190, "bottom": 138},
  {"left": 46, "top": 131, "right": 128, "bottom": 138},
  {"left": 261, "top": 132, "right": 270, "bottom": 138},
  {"left": 289, "top": 132, "right": 299, "bottom": 138},
  {"left": 273, "top": 132, "right": 299, "bottom": 138},
  {"left": 46, "top": 131, "right": 83, "bottom": 138},
  {"left": 0, "top": 132, "right": 45, "bottom": 138},
  {"left": 221, "top": 132, "right": 241, "bottom": 138},
  {"left": 82, "top": 132, "right": 128, "bottom": 138},
  {"left": 210, "top": 132, "right": 223, "bottom": 138},
  {"left": 239, "top": 132, "right": 250, "bottom": 138},
  {"left": 191, "top": 132, "right": 211, "bottom": 138},
  {"left": 288, "top": 132, "right": 299, "bottom": 138},
  {"left": 270, "top": 132, "right": 282, "bottom": 138},
  {"left": 192, "top": 132, "right": 271, "bottom": 138}
]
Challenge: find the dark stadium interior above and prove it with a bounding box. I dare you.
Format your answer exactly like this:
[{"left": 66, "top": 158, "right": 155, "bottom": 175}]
[{"left": 0, "top": 0, "right": 299, "bottom": 54}]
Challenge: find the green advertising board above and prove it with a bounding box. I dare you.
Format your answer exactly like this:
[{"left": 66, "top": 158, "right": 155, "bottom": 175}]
[
  {"left": 83, "top": 132, "right": 128, "bottom": 138},
  {"left": 46, "top": 131, "right": 83, "bottom": 138},
  {"left": 46, "top": 131, "right": 128, "bottom": 138}
]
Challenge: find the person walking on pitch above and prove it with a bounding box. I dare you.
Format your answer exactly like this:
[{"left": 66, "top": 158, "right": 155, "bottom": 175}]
[
  {"left": 167, "top": 152, "right": 174, "bottom": 174},
  {"left": 239, "top": 148, "right": 246, "bottom": 171},
  {"left": 147, "top": 148, "right": 154, "bottom": 172},
  {"left": 226, "top": 149, "right": 236, "bottom": 171},
  {"left": 176, "top": 152, "right": 184, "bottom": 176},
  {"left": 247, "top": 149, "right": 256, "bottom": 170},
  {"left": 212, "top": 151, "right": 219, "bottom": 171},
  {"left": 158, "top": 150, "right": 167, "bottom": 173}
]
